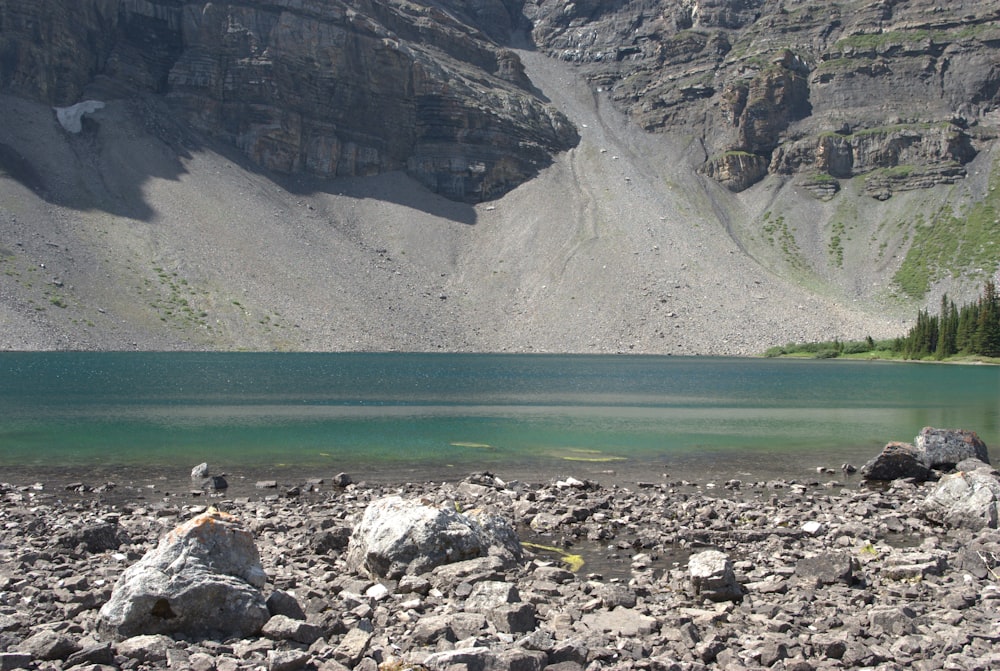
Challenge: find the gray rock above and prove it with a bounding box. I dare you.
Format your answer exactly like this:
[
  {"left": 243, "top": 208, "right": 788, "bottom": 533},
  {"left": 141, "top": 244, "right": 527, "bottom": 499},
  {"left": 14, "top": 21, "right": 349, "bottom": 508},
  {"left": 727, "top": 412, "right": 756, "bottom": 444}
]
[
  {"left": 867, "top": 606, "right": 916, "bottom": 636},
  {"left": 347, "top": 496, "right": 521, "bottom": 579},
  {"left": 916, "top": 427, "right": 990, "bottom": 469},
  {"left": 795, "top": 552, "right": 856, "bottom": 586},
  {"left": 15, "top": 629, "right": 80, "bottom": 661},
  {"left": 64, "top": 643, "right": 115, "bottom": 668},
  {"left": 332, "top": 473, "right": 353, "bottom": 487},
  {"left": 923, "top": 469, "right": 1000, "bottom": 530},
  {"left": 333, "top": 628, "right": 372, "bottom": 666},
  {"left": 688, "top": 550, "right": 742, "bottom": 601},
  {"left": 267, "top": 648, "right": 311, "bottom": 671},
  {"left": 191, "top": 463, "right": 209, "bottom": 479},
  {"left": 0, "top": 653, "right": 33, "bottom": 671},
  {"left": 116, "top": 634, "right": 174, "bottom": 664},
  {"left": 408, "top": 614, "right": 455, "bottom": 645},
  {"left": 464, "top": 580, "right": 520, "bottom": 612},
  {"left": 203, "top": 475, "right": 228, "bottom": 491},
  {"left": 261, "top": 615, "right": 322, "bottom": 645},
  {"left": 59, "top": 522, "right": 130, "bottom": 553},
  {"left": 266, "top": 590, "right": 307, "bottom": 620},
  {"left": 422, "top": 647, "right": 492, "bottom": 671},
  {"left": 98, "top": 510, "right": 269, "bottom": 640},
  {"left": 861, "top": 442, "right": 932, "bottom": 482},
  {"left": 489, "top": 602, "right": 537, "bottom": 634},
  {"left": 579, "top": 607, "right": 658, "bottom": 637},
  {"left": 494, "top": 648, "right": 547, "bottom": 671}
]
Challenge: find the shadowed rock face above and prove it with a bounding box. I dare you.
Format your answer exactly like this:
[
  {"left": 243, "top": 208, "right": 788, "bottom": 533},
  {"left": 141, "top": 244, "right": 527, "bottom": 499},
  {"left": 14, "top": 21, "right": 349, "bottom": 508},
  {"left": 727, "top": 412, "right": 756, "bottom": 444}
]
[
  {"left": 1, "top": 0, "right": 996, "bottom": 200},
  {"left": 0, "top": 0, "right": 577, "bottom": 202}
]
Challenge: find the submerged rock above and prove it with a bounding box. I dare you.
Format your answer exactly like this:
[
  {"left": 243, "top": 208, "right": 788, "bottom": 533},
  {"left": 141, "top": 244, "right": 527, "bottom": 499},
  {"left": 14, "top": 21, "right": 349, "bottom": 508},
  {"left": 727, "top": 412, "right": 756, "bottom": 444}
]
[{"left": 98, "top": 510, "right": 269, "bottom": 640}]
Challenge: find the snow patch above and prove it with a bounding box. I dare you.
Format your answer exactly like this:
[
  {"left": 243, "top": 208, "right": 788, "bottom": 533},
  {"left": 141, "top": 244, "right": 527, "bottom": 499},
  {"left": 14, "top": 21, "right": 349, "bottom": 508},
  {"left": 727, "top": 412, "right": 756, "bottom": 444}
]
[{"left": 54, "top": 100, "right": 105, "bottom": 133}]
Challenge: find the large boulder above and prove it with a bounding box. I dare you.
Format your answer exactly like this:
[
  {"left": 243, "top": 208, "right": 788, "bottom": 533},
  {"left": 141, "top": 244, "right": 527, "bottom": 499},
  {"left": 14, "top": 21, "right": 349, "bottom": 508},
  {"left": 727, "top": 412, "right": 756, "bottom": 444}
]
[
  {"left": 860, "top": 442, "right": 932, "bottom": 482},
  {"left": 347, "top": 496, "right": 522, "bottom": 579},
  {"left": 915, "top": 427, "right": 990, "bottom": 469},
  {"left": 98, "top": 510, "right": 269, "bottom": 640},
  {"left": 923, "top": 467, "right": 1000, "bottom": 531},
  {"left": 861, "top": 428, "right": 991, "bottom": 482}
]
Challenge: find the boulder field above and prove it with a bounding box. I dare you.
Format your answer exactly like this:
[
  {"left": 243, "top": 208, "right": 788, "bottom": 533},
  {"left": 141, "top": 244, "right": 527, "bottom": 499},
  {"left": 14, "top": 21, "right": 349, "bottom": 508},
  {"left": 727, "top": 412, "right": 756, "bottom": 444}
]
[{"left": 1, "top": 431, "right": 999, "bottom": 671}]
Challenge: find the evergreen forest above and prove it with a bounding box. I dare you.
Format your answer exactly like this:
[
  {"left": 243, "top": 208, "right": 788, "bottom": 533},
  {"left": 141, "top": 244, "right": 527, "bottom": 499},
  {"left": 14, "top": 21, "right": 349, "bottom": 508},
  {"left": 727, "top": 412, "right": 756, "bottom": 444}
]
[{"left": 765, "top": 280, "right": 1000, "bottom": 361}]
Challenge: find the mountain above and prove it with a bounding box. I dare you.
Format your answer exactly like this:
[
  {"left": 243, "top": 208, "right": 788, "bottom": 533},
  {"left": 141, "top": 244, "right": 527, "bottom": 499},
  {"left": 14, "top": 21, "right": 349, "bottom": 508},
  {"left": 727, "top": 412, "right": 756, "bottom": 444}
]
[{"left": 1, "top": 0, "right": 998, "bottom": 353}]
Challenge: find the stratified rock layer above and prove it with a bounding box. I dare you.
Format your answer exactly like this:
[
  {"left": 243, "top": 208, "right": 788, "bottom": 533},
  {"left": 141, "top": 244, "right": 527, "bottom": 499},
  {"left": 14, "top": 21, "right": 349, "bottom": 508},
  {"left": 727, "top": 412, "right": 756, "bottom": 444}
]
[
  {"left": 0, "top": 0, "right": 577, "bottom": 202},
  {"left": 525, "top": 0, "right": 1000, "bottom": 194}
]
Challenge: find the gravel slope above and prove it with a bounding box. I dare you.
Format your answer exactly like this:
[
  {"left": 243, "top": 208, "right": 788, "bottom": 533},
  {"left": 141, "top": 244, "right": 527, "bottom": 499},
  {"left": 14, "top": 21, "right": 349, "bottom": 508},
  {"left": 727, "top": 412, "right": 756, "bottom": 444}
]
[{"left": 0, "top": 52, "right": 911, "bottom": 354}]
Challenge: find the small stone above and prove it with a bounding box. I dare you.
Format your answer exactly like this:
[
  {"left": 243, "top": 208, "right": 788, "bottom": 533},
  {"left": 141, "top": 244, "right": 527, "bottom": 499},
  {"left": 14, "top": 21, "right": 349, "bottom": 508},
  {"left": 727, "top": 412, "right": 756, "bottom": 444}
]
[
  {"left": 266, "top": 590, "right": 306, "bottom": 620},
  {"left": 0, "top": 653, "right": 33, "bottom": 671},
  {"left": 801, "top": 520, "right": 824, "bottom": 535},
  {"left": 333, "top": 628, "right": 371, "bottom": 666},
  {"left": 262, "top": 615, "right": 323, "bottom": 644},
  {"left": 204, "top": 475, "right": 228, "bottom": 490},
  {"left": 268, "top": 649, "right": 311, "bottom": 671},
  {"left": 15, "top": 629, "right": 81, "bottom": 661},
  {"left": 191, "top": 463, "right": 210, "bottom": 479},
  {"left": 116, "top": 634, "right": 174, "bottom": 664}
]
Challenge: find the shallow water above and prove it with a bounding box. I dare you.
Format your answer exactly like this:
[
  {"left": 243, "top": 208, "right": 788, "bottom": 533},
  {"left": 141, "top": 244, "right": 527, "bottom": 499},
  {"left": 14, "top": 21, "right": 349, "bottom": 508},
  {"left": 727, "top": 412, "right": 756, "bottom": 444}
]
[{"left": 1, "top": 352, "right": 997, "bottom": 493}]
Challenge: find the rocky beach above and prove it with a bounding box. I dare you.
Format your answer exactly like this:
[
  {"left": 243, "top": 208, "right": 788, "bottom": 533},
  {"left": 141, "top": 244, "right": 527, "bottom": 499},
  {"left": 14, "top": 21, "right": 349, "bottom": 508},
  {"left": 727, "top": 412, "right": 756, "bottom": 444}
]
[{"left": 1, "top": 429, "right": 999, "bottom": 671}]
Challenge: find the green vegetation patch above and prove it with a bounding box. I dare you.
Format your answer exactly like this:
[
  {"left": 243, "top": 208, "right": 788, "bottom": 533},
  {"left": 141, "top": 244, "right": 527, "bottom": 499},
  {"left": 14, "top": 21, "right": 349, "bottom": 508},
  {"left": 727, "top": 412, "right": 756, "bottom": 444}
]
[
  {"left": 149, "top": 264, "right": 211, "bottom": 330},
  {"left": 829, "top": 221, "right": 846, "bottom": 268},
  {"left": 760, "top": 212, "right": 808, "bottom": 272},
  {"left": 892, "top": 158, "right": 1000, "bottom": 298}
]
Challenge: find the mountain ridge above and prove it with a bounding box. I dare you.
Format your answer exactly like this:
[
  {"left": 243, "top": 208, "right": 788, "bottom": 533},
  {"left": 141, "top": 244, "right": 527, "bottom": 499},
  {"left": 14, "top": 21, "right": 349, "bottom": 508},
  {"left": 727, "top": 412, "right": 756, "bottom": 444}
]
[{"left": 1, "top": 0, "right": 998, "bottom": 353}]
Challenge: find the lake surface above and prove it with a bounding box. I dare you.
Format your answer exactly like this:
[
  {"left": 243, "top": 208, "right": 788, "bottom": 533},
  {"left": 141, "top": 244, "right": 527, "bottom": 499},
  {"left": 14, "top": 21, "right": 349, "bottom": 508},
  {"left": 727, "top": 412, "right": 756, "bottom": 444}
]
[{"left": 0, "top": 353, "right": 997, "bottom": 493}]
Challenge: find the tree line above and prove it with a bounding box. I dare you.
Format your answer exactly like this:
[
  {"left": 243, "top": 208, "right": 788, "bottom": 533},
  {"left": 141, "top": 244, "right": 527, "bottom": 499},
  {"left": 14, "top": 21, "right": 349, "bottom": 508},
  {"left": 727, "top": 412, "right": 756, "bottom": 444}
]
[
  {"left": 898, "top": 280, "right": 1000, "bottom": 359},
  {"left": 764, "top": 279, "right": 1000, "bottom": 359}
]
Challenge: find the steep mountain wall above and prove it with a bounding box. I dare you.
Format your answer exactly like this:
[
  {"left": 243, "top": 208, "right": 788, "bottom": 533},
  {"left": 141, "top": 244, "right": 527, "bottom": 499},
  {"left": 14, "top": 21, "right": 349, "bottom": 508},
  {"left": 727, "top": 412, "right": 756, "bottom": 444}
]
[
  {"left": 3, "top": 0, "right": 997, "bottom": 201},
  {"left": 525, "top": 0, "right": 1000, "bottom": 198},
  {"left": 0, "top": 0, "right": 576, "bottom": 202},
  {"left": 2, "top": 0, "right": 1000, "bottom": 352}
]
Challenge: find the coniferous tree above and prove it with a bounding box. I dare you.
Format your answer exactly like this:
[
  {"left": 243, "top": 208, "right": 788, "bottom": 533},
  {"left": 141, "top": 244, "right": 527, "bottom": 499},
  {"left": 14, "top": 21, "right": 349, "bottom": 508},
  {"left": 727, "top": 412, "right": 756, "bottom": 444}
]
[
  {"left": 956, "top": 300, "right": 979, "bottom": 354},
  {"left": 935, "top": 294, "right": 958, "bottom": 359},
  {"left": 974, "top": 280, "right": 1000, "bottom": 357}
]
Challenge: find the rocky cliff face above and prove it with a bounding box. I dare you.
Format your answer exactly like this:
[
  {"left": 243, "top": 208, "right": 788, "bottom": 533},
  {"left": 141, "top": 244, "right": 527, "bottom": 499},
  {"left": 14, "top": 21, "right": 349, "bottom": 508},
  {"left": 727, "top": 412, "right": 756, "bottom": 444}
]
[
  {"left": 2, "top": 0, "right": 997, "bottom": 201},
  {"left": 525, "top": 0, "right": 1000, "bottom": 196},
  {"left": 0, "top": 0, "right": 576, "bottom": 202}
]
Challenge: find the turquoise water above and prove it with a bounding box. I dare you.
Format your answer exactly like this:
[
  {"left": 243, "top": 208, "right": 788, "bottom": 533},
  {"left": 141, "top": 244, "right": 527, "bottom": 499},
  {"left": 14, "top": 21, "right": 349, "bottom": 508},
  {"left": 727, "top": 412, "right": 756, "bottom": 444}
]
[{"left": 0, "top": 352, "right": 997, "bottom": 488}]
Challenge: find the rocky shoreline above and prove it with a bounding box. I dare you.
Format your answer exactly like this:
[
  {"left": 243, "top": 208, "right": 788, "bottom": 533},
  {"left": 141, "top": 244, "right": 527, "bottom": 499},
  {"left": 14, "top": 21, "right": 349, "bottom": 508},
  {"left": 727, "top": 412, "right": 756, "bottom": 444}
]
[{"left": 2, "top": 434, "right": 1000, "bottom": 671}]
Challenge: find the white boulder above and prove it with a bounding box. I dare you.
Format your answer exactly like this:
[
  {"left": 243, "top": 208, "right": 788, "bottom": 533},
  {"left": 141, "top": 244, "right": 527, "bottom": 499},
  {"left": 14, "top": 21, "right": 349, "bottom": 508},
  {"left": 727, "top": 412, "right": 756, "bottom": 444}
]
[
  {"left": 347, "top": 496, "right": 522, "bottom": 579},
  {"left": 98, "top": 510, "right": 269, "bottom": 640}
]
